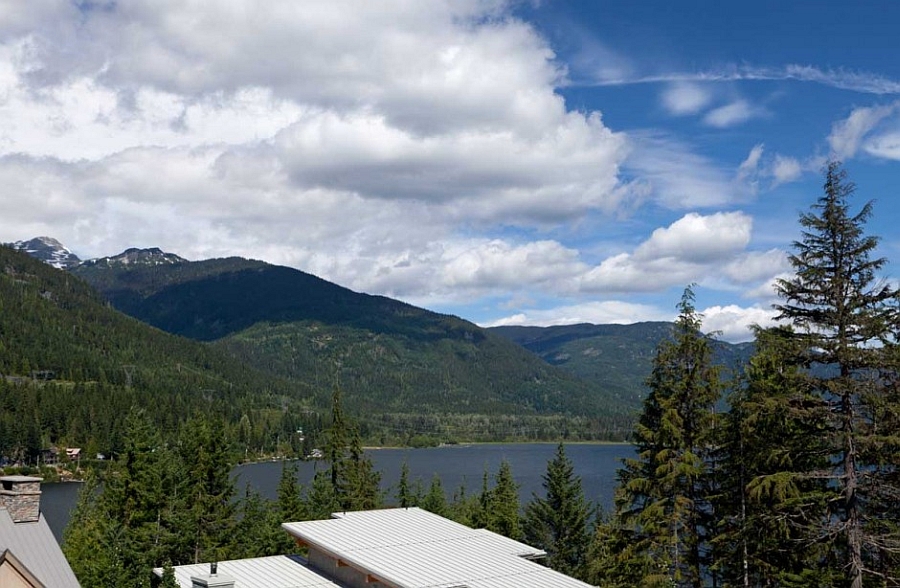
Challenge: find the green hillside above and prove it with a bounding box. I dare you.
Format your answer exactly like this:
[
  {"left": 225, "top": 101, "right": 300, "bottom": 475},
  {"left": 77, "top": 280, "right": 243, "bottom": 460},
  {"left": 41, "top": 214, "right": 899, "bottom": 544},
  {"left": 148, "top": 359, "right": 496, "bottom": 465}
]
[
  {"left": 490, "top": 323, "right": 754, "bottom": 409},
  {"left": 0, "top": 246, "right": 318, "bottom": 462},
  {"left": 72, "top": 253, "right": 637, "bottom": 441}
]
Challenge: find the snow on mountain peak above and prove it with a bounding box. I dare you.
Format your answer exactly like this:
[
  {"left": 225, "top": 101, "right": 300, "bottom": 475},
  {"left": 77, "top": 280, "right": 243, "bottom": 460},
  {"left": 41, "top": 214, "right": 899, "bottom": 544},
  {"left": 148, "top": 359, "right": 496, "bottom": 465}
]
[{"left": 8, "top": 236, "right": 81, "bottom": 269}]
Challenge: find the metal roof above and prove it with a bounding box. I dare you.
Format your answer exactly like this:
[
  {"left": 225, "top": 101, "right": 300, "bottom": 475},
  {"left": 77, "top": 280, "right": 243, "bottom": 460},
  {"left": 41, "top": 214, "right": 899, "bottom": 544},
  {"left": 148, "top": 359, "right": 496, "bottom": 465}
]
[
  {"left": 151, "top": 554, "right": 341, "bottom": 588},
  {"left": 282, "top": 507, "right": 593, "bottom": 588},
  {"left": 0, "top": 508, "right": 81, "bottom": 587}
]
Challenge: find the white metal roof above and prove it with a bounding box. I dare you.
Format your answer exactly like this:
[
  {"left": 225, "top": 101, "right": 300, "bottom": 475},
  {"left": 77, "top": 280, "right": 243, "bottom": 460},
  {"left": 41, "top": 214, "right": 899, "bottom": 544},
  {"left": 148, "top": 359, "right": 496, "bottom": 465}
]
[
  {"left": 0, "top": 508, "right": 81, "bottom": 587},
  {"left": 152, "top": 554, "right": 340, "bottom": 588},
  {"left": 282, "top": 507, "right": 593, "bottom": 588}
]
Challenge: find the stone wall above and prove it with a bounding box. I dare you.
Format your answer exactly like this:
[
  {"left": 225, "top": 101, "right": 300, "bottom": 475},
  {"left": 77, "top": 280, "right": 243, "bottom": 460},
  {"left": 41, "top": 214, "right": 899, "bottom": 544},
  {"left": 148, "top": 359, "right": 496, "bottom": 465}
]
[{"left": 0, "top": 476, "right": 42, "bottom": 523}]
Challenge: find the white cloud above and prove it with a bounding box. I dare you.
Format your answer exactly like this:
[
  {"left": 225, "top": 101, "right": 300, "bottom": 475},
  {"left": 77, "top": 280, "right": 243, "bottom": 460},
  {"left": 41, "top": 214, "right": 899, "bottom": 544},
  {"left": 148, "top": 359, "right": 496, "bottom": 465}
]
[
  {"left": 863, "top": 131, "right": 900, "bottom": 160},
  {"left": 736, "top": 143, "right": 764, "bottom": 191},
  {"left": 579, "top": 211, "right": 753, "bottom": 293},
  {"left": 625, "top": 134, "right": 751, "bottom": 208},
  {"left": 828, "top": 103, "right": 897, "bottom": 159},
  {"left": 661, "top": 82, "right": 712, "bottom": 115},
  {"left": 703, "top": 100, "right": 760, "bottom": 128},
  {"left": 440, "top": 240, "right": 586, "bottom": 290},
  {"left": 637, "top": 211, "right": 751, "bottom": 263},
  {"left": 700, "top": 304, "right": 778, "bottom": 343},
  {"left": 0, "top": 2, "right": 632, "bottom": 258},
  {"left": 770, "top": 155, "right": 803, "bottom": 185},
  {"left": 588, "top": 64, "right": 900, "bottom": 96},
  {"left": 723, "top": 249, "right": 789, "bottom": 284}
]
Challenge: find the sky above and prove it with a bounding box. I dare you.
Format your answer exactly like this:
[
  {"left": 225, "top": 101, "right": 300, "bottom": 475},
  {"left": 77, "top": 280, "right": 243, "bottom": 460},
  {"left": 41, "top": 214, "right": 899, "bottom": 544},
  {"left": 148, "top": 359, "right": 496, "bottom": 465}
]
[{"left": 3, "top": 0, "right": 900, "bottom": 342}]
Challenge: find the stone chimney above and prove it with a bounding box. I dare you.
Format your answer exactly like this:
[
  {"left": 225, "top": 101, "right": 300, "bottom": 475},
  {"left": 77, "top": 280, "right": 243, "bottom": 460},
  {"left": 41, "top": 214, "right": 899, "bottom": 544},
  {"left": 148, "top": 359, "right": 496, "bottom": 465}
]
[
  {"left": 0, "top": 475, "right": 42, "bottom": 523},
  {"left": 190, "top": 563, "right": 235, "bottom": 588}
]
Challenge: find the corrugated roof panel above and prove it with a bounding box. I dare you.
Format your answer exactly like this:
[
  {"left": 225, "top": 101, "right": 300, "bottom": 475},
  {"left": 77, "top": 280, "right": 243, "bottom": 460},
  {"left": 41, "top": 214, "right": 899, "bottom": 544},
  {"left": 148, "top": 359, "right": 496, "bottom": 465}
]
[
  {"left": 151, "top": 554, "right": 341, "bottom": 588},
  {"left": 284, "top": 508, "right": 593, "bottom": 588}
]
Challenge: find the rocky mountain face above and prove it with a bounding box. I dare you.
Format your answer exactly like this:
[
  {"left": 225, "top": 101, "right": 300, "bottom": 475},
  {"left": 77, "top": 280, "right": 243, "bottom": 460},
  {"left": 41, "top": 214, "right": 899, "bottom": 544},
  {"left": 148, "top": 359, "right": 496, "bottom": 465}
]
[
  {"left": 78, "top": 247, "right": 187, "bottom": 267},
  {"left": 7, "top": 236, "right": 81, "bottom": 269}
]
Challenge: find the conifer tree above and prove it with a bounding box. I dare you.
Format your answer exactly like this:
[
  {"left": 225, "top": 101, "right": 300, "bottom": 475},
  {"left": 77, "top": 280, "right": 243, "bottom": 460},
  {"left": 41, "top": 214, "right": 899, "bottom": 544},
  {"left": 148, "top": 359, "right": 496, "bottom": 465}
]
[
  {"left": 277, "top": 461, "right": 306, "bottom": 522},
  {"left": 715, "top": 326, "right": 833, "bottom": 586},
  {"left": 177, "top": 416, "right": 237, "bottom": 564},
  {"left": 421, "top": 473, "right": 449, "bottom": 517},
  {"left": 523, "top": 443, "right": 592, "bottom": 579},
  {"left": 612, "top": 286, "right": 722, "bottom": 587},
  {"left": 449, "top": 481, "right": 481, "bottom": 527},
  {"left": 320, "top": 385, "right": 382, "bottom": 512},
  {"left": 772, "top": 161, "right": 900, "bottom": 586},
  {"left": 396, "top": 460, "right": 416, "bottom": 507},
  {"left": 234, "top": 487, "right": 292, "bottom": 557},
  {"left": 159, "top": 563, "right": 179, "bottom": 588},
  {"left": 305, "top": 469, "right": 340, "bottom": 520},
  {"left": 484, "top": 460, "right": 522, "bottom": 540},
  {"left": 63, "top": 470, "right": 131, "bottom": 587}
]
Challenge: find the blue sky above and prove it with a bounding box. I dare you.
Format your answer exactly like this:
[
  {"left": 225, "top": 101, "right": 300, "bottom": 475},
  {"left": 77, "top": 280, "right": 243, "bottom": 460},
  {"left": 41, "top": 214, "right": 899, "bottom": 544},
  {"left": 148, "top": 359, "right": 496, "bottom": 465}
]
[{"left": 2, "top": 1, "right": 899, "bottom": 341}]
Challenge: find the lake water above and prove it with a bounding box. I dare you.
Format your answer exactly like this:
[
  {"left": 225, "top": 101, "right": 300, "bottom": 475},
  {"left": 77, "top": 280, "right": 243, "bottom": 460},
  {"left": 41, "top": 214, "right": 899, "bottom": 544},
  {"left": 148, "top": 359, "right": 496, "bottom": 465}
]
[{"left": 41, "top": 442, "right": 634, "bottom": 543}]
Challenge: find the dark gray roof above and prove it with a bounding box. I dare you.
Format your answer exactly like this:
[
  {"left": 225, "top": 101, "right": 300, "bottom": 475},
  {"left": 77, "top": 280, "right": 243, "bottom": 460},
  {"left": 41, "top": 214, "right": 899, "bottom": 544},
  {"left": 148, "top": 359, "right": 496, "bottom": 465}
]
[{"left": 0, "top": 507, "right": 80, "bottom": 587}]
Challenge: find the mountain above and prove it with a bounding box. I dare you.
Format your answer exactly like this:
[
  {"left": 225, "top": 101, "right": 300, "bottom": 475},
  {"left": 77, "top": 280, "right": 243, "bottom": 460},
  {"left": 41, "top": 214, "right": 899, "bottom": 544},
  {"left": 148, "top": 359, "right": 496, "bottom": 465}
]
[
  {"left": 0, "top": 244, "right": 317, "bottom": 461},
  {"left": 490, "top": 323, "right": 755, "bottom": 407},
  {"left": 67, "top": 248, "right": 636, "bottom": 440},
  {"left": 7, "top": 236, "right": 81, "bottom": 269},
  {"left": 81, "top": 247, "right": 187, "bottom": 267},
  {"left": 12, "top": 237, "right": 758, "bottom": 435}
]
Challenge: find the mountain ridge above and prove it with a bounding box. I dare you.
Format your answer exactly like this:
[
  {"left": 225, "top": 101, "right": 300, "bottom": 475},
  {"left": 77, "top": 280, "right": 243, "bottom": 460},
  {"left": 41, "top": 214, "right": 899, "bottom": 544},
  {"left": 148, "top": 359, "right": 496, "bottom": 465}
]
[{"left": 13, "top": 237, "right": 754, "bottom": 434}]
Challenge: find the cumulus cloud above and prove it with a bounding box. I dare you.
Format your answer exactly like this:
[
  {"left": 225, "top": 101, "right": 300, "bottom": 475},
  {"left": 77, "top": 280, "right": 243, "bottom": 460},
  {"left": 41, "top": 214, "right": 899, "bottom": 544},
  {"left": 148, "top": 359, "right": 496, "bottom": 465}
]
[
  {"left": 0, "top": 1, "right": 807, "bottom": 336},
  {"left": 0, "top": 2, "right": 632, "bottom": 273},
  {"left": 661, "top": 82, "right": 712, "bottom": 115},
  {"left": 724, "top": 249, "right": 789, "bottom": 284},
  {"left": 637, "top": 211, "right": 751, "bottom": 263},
  {"left": 700, "top": 304, "right": 778, "bottom": 343},
  {"left": 579, "top": 211, "right": 753, "bottom": 293}
]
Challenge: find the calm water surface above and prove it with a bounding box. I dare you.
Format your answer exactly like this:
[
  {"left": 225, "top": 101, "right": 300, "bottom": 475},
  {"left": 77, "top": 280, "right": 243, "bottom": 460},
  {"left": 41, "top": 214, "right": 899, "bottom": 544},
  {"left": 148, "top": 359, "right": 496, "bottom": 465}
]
[{"left": 42, "top": 442, "right": 634, "bottom": 544}]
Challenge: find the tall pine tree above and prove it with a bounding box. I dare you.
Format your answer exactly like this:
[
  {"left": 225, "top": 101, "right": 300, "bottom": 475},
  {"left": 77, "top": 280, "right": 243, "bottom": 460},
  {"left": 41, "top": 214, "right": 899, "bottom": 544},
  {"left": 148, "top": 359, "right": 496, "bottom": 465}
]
[
  {"left": 320, "top": 385, "right": 382, "bottom": 512},
  {"left": 772, "top": 161, "right": 900, "bottom": 587},
  {"left": 612, "top": 286, "right": 722, "bottom": 587}
]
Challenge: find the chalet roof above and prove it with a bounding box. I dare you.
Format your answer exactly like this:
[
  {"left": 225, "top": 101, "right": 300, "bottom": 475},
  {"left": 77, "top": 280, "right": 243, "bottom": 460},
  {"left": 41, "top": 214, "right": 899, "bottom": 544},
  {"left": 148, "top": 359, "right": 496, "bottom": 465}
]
[
  {"left": 282, "top": 507, "right": 593, "bottom": 588},
  {"left": 152, "top": 554, "right": 340, "bottom": 588},
  {"left": 0, "top": 507, "right": 80, "bottom": 587}
]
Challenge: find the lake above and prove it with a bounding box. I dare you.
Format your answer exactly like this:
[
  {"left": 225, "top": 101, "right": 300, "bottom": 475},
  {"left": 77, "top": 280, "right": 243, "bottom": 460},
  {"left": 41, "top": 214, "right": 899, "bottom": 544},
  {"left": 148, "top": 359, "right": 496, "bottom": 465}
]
[{"left": 41, "top": 442, "right": 634, "bottom": 543}]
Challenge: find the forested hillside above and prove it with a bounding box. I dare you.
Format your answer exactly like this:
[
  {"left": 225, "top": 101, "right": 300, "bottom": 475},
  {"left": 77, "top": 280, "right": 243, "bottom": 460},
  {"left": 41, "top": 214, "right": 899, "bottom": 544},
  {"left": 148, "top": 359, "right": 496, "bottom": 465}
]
[
  {"left": 72, "top": 253, "right": 637, "bottom": 441},
  {"left": 0, "top": 246, "right": 318, "bottom": 462},
  {"left": 491, "top": 322, "right": 754, "bottom": 409}
]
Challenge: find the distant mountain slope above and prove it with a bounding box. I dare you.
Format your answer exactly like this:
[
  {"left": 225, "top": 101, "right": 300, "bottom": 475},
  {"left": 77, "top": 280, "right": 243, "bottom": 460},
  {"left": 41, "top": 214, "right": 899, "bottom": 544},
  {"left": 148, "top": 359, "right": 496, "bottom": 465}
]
[
  {"left": 0, "top": 245, "right": 316, "bottom": 459},
  {"left": 490, "top": 323, "right": 755, "bottom": 407},
  {"left": 70, "top": 249, "right": 637, "bottom": 440}
]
